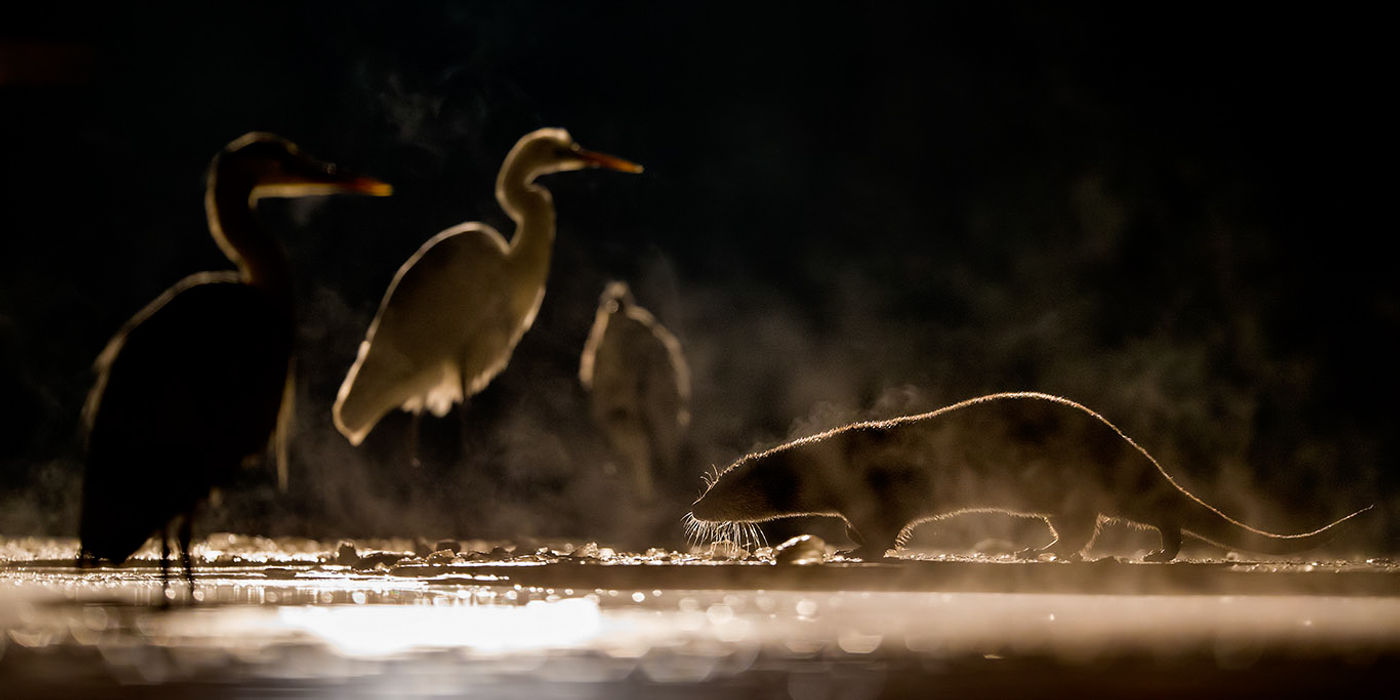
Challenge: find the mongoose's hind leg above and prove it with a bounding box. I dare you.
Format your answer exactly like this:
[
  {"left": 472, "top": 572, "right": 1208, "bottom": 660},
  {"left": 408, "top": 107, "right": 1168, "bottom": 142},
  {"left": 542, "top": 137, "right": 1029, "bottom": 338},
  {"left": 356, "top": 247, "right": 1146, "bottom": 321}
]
[
  {"left": 1019, "top": 512, "right": 1098, "bottom": 561},
  {"left": 1143, "top": 520, "right": 1182, "bottom": 562}
]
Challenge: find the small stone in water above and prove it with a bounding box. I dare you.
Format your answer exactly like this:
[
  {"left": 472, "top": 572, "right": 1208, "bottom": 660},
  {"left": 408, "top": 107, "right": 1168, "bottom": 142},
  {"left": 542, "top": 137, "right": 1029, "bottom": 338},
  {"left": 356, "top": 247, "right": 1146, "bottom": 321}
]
[
  {"left": 335, "top": 541, "right": 360, "bottom": 567},
  {"left": 353, "top": 551, "right": 408, "bottom": 571},
  {"left": 434, "top": 539, "right": 461, "bottom": 554},
  {"left": 425, "top": 549, "right": 459, "bottom": 565},
  {"left": 571, "top": 542, "right": 601, "bottom": 559},
  {"left": 774, "top": 535, "right": 827, "bottom": 565}
]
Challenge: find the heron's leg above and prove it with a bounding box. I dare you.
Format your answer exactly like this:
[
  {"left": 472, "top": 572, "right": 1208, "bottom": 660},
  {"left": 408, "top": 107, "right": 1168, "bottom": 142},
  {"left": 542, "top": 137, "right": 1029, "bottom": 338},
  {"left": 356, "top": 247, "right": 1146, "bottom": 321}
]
[
  {"left": 177, "top": 512, "right": 195, "bottom": 598},
  {"left": 609, "top": 422, "right": 655, "bottom": 501},
  {"left": 159, "top": 526, "right": 172, "bottom": 605}
]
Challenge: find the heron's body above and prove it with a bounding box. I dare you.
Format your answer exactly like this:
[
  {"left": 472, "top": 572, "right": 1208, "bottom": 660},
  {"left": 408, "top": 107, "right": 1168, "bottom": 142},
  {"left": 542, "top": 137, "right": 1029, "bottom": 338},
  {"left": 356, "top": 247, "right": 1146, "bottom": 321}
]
[
  {"left": 689, "top": 392, "right": 1370, "bottom": 561},
  {"left": 79, "top": 134, "right": 389, "bottom": 580},
  {"left": 579, "top": 282, "right": 690, "bottom": 499},
  {"left": 333, "top": 128, "right": 641, "bottom": 446},
  {"left": 81, "top": 273, "right": 291, "bottom": 564},
  {"left": 335, "top": 222, "right": 545, "bottom": 430}
]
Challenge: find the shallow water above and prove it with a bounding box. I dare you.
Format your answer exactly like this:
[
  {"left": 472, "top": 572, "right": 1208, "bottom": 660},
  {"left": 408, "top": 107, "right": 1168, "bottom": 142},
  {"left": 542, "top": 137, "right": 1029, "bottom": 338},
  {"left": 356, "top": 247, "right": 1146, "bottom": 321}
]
[{"left": 3, "top": 535, "right": 1397, "bottom": 698}]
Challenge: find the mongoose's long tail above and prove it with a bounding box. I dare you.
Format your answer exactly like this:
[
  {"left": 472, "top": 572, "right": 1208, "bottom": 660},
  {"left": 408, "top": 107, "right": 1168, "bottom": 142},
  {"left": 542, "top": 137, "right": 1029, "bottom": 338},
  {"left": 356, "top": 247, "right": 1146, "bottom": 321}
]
[{"left": 1180, "top": 495, "right": 1373, "bottom": 555}]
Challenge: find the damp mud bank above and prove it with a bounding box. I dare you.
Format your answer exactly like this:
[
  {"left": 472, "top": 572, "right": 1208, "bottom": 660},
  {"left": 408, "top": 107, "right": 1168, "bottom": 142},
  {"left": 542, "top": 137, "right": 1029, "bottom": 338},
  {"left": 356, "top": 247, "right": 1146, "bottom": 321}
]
[{"left": 2, "top": 535, "right": 1398, "bottom": 699}]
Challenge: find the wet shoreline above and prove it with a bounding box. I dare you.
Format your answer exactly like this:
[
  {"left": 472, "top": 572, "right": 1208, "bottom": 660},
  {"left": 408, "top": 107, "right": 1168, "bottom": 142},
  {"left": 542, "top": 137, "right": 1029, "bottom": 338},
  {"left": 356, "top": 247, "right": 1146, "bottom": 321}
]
[{"left": 4, "top": 536, "right": 1397, "bottom": 698}]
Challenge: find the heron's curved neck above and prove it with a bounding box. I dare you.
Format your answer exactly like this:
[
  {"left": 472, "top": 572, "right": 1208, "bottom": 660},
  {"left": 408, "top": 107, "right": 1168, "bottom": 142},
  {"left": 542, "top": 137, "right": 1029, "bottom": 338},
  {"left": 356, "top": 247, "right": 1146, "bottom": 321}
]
[
  {"left": 206, "top": 172, "right": 292, "bottom": 305},
  {"left": 497, "top": 161, "right": 556, "bottom": 281}
]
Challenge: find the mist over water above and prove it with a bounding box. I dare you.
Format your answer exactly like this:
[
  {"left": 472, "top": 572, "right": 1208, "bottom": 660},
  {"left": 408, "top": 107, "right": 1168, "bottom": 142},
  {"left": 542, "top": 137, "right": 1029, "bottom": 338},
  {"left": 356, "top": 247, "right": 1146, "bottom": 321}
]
[{"left": 0, "top": 5, "right": 1394, "bottom": 554}]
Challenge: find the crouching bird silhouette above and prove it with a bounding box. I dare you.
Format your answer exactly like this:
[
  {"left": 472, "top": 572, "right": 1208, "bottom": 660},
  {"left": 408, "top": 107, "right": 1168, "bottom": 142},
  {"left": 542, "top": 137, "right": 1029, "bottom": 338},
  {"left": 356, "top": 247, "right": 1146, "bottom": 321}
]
[
  {"left": 579, "top": 281, "right": 691, "bottom": 501},
  {"left": 332, "top": 128, "right": 643, "bottom": 457},
  {"left": 79, "top": 133, "right": 391, "bottom": 593}
]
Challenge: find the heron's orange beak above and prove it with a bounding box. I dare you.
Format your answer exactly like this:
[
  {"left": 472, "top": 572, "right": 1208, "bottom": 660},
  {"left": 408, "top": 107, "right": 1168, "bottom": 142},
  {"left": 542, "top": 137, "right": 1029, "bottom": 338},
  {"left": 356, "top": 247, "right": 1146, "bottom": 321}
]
[
  {"left": 575, "top": 148, "right": 644, "bottom": 174},
  {"left": 339, "top": 175, "right": 394, "bottom": 197},
  {"left": 254, "top": 166, "right": 394, "bottom": 199}
]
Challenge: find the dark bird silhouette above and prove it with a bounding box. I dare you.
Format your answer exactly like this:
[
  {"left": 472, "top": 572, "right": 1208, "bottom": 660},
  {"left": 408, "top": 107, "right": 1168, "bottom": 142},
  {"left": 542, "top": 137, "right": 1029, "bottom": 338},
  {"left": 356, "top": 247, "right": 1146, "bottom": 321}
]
[
  {"left": 79, "top": 133, "right": 391, "bottom": 587},
  {"left": 333, "top": 128, "right": 642, "bottom": 448},
  {"left": 579, "top": 281, "right": 690, "bottom": 500}
]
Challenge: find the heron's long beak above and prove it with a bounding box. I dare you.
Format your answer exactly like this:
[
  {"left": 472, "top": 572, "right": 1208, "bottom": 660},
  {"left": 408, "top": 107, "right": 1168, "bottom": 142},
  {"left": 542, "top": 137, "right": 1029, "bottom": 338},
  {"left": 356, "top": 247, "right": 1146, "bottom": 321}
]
[
  {"left": 575, "top": 147, "right": 644, "bottom": 174},
  {"left": 338, "top": 175, "right": 394, "bottom": 197},
  {"left": 252, "top": 162, "right": 392, "bottom": 198}
]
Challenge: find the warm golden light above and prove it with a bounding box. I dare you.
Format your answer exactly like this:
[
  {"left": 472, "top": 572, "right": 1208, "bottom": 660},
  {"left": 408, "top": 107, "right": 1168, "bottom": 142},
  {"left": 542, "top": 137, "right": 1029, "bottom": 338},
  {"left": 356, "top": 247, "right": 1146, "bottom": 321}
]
[{"left": 279, "top": 598, "right": 602, "bottom": 657}]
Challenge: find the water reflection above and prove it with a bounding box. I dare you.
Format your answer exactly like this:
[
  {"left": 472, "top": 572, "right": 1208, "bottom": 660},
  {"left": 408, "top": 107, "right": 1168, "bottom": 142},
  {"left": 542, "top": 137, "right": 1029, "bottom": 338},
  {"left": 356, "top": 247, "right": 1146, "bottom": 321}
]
[
  {"left": 6, "top": 573, "right": 1400, "bottom": 658},
  {"left": 280, "top": 598, "right": 602, "bottom": 657},
  {"left": 3, "top": 538, "right": 1399, "bottom": 696}
]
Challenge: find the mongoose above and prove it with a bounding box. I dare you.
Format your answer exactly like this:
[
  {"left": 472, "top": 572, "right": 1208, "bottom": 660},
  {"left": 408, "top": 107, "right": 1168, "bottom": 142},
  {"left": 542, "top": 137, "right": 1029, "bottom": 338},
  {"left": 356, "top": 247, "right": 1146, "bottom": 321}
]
[{"left": 689, "top": 392, "right": 1369, "bottom": 561}]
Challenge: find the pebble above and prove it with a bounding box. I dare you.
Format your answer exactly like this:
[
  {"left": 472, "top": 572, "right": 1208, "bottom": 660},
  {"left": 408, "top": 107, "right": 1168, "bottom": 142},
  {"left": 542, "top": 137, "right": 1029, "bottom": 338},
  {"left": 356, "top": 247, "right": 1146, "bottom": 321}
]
[
  {"left": 353, "top": 551, "right": 408, "bottom": 571},
  {"left": 425, "top": 549, "right": 460, "bottom": 565},
  {"left": 571, "top": 542, "right": 601, "bottom": 559},
  {"left": 774, "top": 535, "right": 827, "bottom": 565},
  {"left": 335, "top": 541, "right": 359, "bottom": 567}
]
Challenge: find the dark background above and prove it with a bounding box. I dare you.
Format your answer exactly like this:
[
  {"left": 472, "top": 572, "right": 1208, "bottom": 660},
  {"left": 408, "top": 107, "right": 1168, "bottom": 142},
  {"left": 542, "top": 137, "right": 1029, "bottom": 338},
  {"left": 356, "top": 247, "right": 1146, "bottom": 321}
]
[{"left": 1, "top": 3, "right": 1394, "bottom": 552}]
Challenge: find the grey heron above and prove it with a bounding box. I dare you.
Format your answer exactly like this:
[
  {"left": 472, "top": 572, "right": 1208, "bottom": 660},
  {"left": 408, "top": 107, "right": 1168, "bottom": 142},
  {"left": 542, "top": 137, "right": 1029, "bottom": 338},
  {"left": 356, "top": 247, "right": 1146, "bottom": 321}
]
[
  {"left": 579, "top": 281, "right": 691, "bottom": 500},
  {"left": 79, "top": 133, "right": 391, "bottom": 589}
]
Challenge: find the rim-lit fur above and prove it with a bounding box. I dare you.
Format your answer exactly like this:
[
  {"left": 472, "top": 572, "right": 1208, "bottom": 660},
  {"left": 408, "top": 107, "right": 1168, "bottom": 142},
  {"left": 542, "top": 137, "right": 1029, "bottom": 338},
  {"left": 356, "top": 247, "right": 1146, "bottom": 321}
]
[{"left": 688, "top": 392, "right": 1371, "bottom": 560}]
